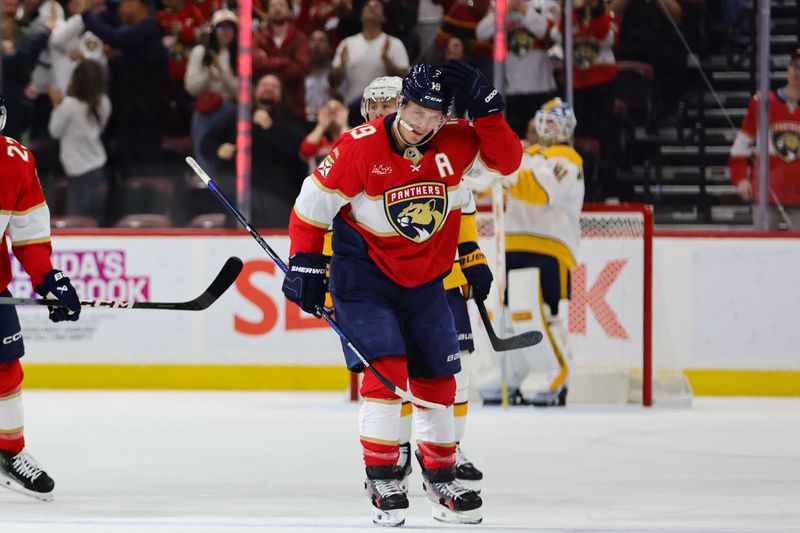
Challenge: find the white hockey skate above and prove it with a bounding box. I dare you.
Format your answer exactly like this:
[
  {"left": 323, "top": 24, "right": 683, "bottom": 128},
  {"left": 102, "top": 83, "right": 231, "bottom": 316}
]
[
  {"left": 415, "top": 451, "right": 482, "bottom": 524},
  {"left": 0, "top": 449, "right": 55, "bottom": 502},
  {"left": 395, "top": 442, "right": 412, "bottom": 493},
  {"left": 454, "top": 443, "right": 483, "bottom": 493},
  {"left": 365, "top": 465, "right": 408, "bottom": 527}
]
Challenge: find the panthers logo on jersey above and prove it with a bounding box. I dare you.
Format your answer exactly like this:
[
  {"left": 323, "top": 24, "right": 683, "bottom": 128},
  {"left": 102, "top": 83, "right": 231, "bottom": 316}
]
[
  {"left": 384, "top": 182, "right": 448, "bottom": 243},
  {"left": 772, "top": 125, "right": 800, "bottom": 163}
]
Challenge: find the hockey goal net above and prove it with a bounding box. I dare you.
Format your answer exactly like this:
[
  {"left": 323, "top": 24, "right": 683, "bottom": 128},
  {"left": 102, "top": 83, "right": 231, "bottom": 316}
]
[{"left": 474, "top": 202, "right": 692, "bottom": 406}]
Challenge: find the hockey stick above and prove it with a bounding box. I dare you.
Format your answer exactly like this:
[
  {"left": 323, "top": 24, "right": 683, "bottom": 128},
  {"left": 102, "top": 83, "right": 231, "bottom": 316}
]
[
  {"left": 185, "top": 157, "right": 445, "bottom": 410},
  {"left": 0, "top": 257, "right": 243, "bottom": 311},
  {"left": 474, "top": 297, "right": 543, "bottom": 351}
]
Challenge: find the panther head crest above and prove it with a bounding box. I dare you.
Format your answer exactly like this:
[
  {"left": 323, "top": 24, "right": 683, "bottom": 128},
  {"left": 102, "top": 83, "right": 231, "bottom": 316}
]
[{"left": 396, "top": 199, "right": 444, "bottom": 242}]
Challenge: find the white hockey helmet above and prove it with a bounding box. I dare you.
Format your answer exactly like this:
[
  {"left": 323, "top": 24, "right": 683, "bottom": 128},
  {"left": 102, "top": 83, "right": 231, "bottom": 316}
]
[
  {"left": 534, "top": 97, "right": 577, "bottom": 144},
  {"left": 360, "top": 76, "right": 403, "bottom": 120}
]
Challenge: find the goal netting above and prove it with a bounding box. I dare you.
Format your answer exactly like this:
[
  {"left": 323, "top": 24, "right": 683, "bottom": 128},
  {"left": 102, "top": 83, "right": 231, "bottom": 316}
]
[{"left": 474, "top": 202, "right": 692, "bottom": 407}]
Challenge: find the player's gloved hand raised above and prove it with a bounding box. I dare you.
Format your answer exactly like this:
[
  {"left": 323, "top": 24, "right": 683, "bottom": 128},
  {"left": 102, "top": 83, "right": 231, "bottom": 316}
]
[
  {"left": 35, "top": 269, "right": 81, "bottom": 322},
  {"left": 458, "top": 243, "right": 493, "bottom": 302},
  {"left": 282, "top": 252, "right": 328, "bottom": 317},
  {"left": 441, "top": 60, "right": 505, "bottom": 118}
]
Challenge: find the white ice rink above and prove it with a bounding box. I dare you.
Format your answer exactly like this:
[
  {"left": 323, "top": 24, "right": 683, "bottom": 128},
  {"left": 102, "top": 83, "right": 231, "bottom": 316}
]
[{"left": 1, "top": 391, "right": 798, "bottom": 533}]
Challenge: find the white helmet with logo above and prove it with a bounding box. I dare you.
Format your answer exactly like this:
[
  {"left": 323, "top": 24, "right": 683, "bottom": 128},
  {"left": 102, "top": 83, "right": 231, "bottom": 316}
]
[
  {"left": 534, "top": 97, "right": 577, "bottom": 145},
  {"left": 360, "top": 76, "right": 403, "bottom": 120}
]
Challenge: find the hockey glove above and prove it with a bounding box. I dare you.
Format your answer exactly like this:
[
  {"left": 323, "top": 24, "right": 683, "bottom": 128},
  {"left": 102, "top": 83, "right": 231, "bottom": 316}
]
[
  {"left": 34, "top": 269, "right": 81, "bottom": 323},
  {"left": 281, "top": 252, "right": 328, "bottom": 317},
  {"left": 458, "top": 243, "right": 493, "bottom": 302},
  {"left": 441, "top": 60, "right": 505, "bottom": 118}
]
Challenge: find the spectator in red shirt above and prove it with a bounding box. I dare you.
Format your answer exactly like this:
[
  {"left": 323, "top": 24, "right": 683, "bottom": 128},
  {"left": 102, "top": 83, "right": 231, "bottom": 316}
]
[{"left": 254, "top": 0, "right": 312, "bottom": 118}]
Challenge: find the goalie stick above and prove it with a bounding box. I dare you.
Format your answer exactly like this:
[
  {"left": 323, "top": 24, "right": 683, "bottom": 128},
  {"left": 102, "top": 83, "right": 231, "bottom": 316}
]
[
  {"left": 475, "top": 297, "right": 543, "bottom": 351},
  {"left": 0, "top": 257, "right": 243, "bottom": 311},
  {"left": 185, "top": 157, "right": 446, "bottom": 410}
]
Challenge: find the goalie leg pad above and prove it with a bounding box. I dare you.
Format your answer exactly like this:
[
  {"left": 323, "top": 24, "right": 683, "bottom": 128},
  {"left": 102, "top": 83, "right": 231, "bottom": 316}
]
[{"left": 507, "top": 268, "right": 569, "bottom": 406}]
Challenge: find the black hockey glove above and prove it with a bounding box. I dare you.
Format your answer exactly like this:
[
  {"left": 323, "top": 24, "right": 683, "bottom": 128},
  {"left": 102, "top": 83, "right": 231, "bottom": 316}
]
[
  {"left": 35, "top": 269, "right": 81, "bottom": 323},
  {"left": 458, "top": 242, "right": 493, "bottom": 302},
  {"left": 441, "top": 60, "right": 505, "bottom": 118},
  {"left": 282, "top": 252, "right": 328, "bottom": 317}
]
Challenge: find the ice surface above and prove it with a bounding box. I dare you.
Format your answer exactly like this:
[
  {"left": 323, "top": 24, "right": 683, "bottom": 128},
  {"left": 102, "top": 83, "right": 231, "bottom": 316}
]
[{"left": 1, "top": 392, "right": 798, "bottom": 533}]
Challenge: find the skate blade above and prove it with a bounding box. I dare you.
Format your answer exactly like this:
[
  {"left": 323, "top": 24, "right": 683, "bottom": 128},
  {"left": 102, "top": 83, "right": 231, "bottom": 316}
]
[
  {"left": 372, "top": 508, "right": 405, "bottom": 527},
  {"left": 431, "top": 505, "right": 482, "bottom": 524},
  {"left": 454, "top": 477, "right": 482, "bottom": 493},
  {"left": 0, "top": 472, "right": 54, "bottom": 502}
]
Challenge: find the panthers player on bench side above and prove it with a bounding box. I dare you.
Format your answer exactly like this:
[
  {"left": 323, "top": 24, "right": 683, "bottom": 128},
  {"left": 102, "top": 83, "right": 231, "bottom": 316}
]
[
  {"left": 282, "top": 63, "right": 521, "bottom": 526},
  {"left": 0, "top": 95, "right": 83, "bottom": 501}
]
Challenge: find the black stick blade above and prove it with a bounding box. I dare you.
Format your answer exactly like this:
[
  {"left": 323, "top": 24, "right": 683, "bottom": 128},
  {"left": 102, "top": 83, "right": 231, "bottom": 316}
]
[
  {"left": 174, "top": 256, "right": 243, "bottom": 310},
  {"left": 476, "top": 298, "right": 543, "bottom": 352}
]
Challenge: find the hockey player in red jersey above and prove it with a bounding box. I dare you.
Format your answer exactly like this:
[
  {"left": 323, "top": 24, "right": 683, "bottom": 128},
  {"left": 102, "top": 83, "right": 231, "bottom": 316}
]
[
  {"left": 729, "top": 47, "right": 800, "bottom": 229},
  {"left": 282, "top": 62, "right": 521, "bottom": 526},
  {"left": 0, "top": 96, "right": 82, "bottom": 501},
  {"left": 358, "top": 75, "right": 484, "bottom": 494}
]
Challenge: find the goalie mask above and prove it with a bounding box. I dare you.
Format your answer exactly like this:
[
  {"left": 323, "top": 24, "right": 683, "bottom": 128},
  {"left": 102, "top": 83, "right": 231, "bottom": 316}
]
[
  {"left": 534, "top": 98, "right": 577, "bottom": 145},
  {"left": 360, "top": 76, "right": 403, "bottom": 121},
  {"left": 394, "top": 64, "right": 452, "bottom": 147}
]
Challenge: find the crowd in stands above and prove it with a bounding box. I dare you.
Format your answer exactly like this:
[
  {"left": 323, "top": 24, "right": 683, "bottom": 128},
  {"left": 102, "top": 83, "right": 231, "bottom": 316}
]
[{"left": 1, "top": 0, "right": 715, "bottom": 228}]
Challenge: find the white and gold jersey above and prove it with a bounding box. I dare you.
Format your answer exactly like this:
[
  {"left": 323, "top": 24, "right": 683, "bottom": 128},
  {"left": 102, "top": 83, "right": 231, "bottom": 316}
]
[{"left": 504, "top": 143, "right": 584, "bottom": 271}]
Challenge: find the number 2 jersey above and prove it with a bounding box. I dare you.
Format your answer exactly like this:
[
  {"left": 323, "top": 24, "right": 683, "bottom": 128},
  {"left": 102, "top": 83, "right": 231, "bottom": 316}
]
[
  {"left": 289, "top": 113, "right": 522, "bottom": 288},
  {"left": 0, "top": 135, "right": 54, "bottom": 292}
]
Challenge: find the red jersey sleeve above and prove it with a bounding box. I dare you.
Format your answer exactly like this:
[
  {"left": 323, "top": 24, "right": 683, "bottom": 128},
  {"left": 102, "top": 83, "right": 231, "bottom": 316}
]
[
  {"left": 8, "top": 147, "right": 53, "bottom": 288},
  {"left": 471, "top": 113, "right": 523, "bottom": 176}
]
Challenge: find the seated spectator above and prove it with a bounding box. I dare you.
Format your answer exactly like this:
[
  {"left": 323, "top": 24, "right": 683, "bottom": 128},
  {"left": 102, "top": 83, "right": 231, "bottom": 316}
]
[
  {"left": 329, "top": 0, "right": 409, "bottom": 119},
  {"left": 184, "top": 8, "right": 238, "bottom": 174},
  {"left": 300, "top": 97, "right": 349, "bottom": 172},
  {"left": 48, "top": 59, "right": 111, "bottom": 218},
  {"left": 81, "top": 0, "right": 167, "bottom": 176},
  {"left": 253, "top": 0, "right": 312, "bottom": 119},
  {"left": 201, "top": 74, "right": 307, "bottom": 228}
]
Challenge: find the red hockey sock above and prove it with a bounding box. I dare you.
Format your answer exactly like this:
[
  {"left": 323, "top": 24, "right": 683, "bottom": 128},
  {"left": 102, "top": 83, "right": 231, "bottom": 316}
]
[
  {"left": 417, "top": 441, "right": 457, "bottom": 470},
  {"left": 0, "top": 360, "right": 24, "bottom": 454}
]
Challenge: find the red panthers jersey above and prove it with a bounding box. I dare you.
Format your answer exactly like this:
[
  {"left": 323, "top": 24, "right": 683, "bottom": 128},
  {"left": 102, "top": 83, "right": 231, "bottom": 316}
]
[
  {"left": 289, "top": 113, "right": 521, "bottom": 287},
  {"left": 730, "top": 89, "right": 800, "bottom": 205},
  {"left": 0, "top": 136, "right": 53, "bottom": 292}
]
